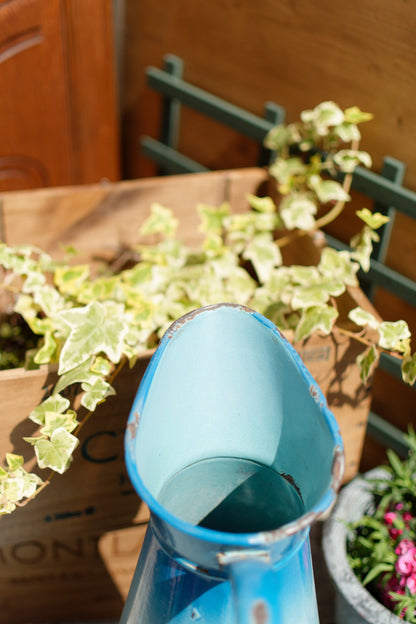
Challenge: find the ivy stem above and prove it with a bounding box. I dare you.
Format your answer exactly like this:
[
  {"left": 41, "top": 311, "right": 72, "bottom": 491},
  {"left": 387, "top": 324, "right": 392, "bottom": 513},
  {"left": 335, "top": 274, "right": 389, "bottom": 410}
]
[
  {"left": 334, "top": 325, "right": 374, "bottom": 348},
  {"left": 17, "top": 474, "right": 51, "bottom": 506},
  {"left": 276, "top": 138, "right": 359, "bottom": 250},
  {"left": 276, "top": 170, "right": 354, "bottom": 249},
  {"left": 335, "top": 326, "right": 405, "bottom": 361},
  {"left": 0, "top": 282, "right": 21, "bottom": 295}
]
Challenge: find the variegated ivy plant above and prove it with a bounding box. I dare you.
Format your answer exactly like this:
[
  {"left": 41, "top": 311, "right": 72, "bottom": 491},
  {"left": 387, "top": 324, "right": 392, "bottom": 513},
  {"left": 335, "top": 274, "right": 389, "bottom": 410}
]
[{"left": 0, "top": 101, "right": 415, "bottom": 514}]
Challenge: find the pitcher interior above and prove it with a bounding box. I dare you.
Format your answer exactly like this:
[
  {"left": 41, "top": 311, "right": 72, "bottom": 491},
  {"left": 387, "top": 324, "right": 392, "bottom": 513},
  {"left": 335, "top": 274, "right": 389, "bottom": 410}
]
[{"left": 133, "top": 305, "right": 338, "bottom": 530}]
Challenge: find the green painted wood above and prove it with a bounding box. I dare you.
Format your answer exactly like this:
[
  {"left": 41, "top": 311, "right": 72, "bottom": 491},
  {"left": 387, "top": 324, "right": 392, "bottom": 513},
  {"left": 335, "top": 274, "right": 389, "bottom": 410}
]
[
  {"left": 143, "top": 54, "right": 285, "bottom": 173},
  {"left": 141, "top": 136, "right": 209, "bottom": 175},
  {"left": 367, "top": 412, "right": 409, "bottom": 458}
]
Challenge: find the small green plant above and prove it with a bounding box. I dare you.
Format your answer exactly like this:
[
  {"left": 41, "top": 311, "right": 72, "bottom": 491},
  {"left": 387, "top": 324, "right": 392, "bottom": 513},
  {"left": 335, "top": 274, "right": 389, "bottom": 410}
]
[
  {"left": 348, "top": 428, "right": 416, "bottom": 621},
  {"left": 0, "top": 314, "right": 38, "bottom": 370},
  {"left": 0, "top": 101, "right": 415, "bottom": 514}
]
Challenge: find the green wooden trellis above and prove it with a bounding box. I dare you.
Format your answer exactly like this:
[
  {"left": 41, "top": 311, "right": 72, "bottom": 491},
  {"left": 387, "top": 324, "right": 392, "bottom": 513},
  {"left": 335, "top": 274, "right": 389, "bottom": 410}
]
[
  {"left": 141, "top": 54, "right": 285, "bottom": 174},
  {"left": 141, "top": 54, "right": 416, "bottom": 458}
]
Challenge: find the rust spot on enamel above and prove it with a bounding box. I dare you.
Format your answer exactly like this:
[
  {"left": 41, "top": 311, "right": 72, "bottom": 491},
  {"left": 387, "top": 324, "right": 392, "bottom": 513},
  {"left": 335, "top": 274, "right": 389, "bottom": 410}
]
[
  {"left": 280, "top": 471, "right": 302, "bottom": 500},
  {"left": 165, "top": 303, "right": 254, "bottom": 339},
  {"left": 331, "top": 444, "right": 344, "bottom": 493},
  {"left": 127, "top": 410, "right": 140, "bottom": 440},
  {"left": 252, "top": 600, "right": 269, "bottom": 624}
]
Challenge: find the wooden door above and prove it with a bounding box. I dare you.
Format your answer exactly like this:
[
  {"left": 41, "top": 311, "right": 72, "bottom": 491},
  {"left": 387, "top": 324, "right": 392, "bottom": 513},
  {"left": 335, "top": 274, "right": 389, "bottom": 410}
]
[{"left": 0, "top": 0, "right": 120, "bottom": 191}]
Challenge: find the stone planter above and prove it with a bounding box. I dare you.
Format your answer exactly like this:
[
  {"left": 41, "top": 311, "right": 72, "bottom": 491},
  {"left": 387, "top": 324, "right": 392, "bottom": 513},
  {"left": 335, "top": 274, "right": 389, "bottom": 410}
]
[{"left": 323, "top": 468, "right": 402, "bottom": 623}]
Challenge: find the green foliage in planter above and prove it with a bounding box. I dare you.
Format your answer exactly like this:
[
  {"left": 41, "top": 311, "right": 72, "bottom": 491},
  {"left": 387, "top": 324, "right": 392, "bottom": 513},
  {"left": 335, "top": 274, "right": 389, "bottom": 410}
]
[
  {"left": 0, "top": 101, "right": 415, "bottom": 514},
  {"left": 348, "top": 429, "right": 416, "bottom": 621},
  {"left": 0, "top": 314, "right": 38, "bottom": 370}
]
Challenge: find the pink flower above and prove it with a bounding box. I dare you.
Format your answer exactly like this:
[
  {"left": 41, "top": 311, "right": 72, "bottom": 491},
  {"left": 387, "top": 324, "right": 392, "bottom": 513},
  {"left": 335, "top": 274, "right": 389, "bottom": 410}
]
[
  {"left": 395, "top": 539, "right": 415, "bottom": 556},
  {"left": 403, "top": 511, "right": 413, "bottom": 523},
  {"left": 396, "top": 549, "right": 416, "bottom": 576},
  {"left": 385, "top": 575, "right": 404, "bottom": 593},
  {"left": 380, "top": 575, "right": 405, "bottom": 610},
  {"left": 390, "top": 528, "right": 404, "bottom": 539},
  {"left": 406, "top": 574, "right": 416, "bottom": 595},
  {"left": 384, "top": 511, "right": 397, "bottom": 525},
  {"left": 384, "top": 511, "right": 404, "bottom": 539}
]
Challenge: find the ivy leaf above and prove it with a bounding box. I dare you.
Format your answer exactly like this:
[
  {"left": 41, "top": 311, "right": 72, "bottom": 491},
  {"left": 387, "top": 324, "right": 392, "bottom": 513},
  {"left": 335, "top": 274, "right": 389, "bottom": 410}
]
[
  {"left": 333, "top": 150, "right": 372, "bottom": 173},
  {"left": 22, "top": 271, "right": 46, "bottom": 293},
  {"left": 294, "top": 305, "right": 338, "bottom": 341},
  {"left": 279, "top": 193, "right": 317, "bottom": 230},
  {"left": 90, "top": 356, "right": 112, "bottom": 376},
  {"left": 266, "top": 267, "right": 293, "bottom": 293},
  {"left": 226, "top": 213, "right": 257, "bottom": 244},
  {"left": 139, "top": 203, "right": 178, "bottom": 238},
  {"left": 14, "top": 293, "right": 38, "bottom": 323},
  {"left": 356, "top": 208, "right": 390, "bottom": 230},
  {"left": 290, "top": 265, "right": 320, "bottom": 284},
  {"left": 54, "top": 265, "right": 90, "bottom": 295},
  {"left": 33, "top": 331, "right": 58, "bottom": 364},
  {"left": 81, "top": 378, "right": 116, "bottom": 411},
  {"left": 402, "top": 353, "right": 416, "bottom": 386},
  {"left": 139, "top": 239, "right": 187, "bottom": 269},
  {"left": 27, "top": 316, "right": 55, "bottom": 336},
  {"left": 40, "top": 410, "right": 79, "bottom": 436},
  {"left": 269, "top": 157, "right": 307, "bottom": 191},
  {"left": 291, "top": 281, "right": 344, "bottom": 309},
  {"left": 242, "top": 233, "right": 282, "bottom": 283},
  {"left": 1, "top": 471, "right": 42, "bottom": 510},
  {"left": 0, "top": 246, "right": 37, "bottom": 274},
  {"left": 246, "top": 194, "right": 276, "bottom": 213},
  {"left": 77, "top": 276, "right": 119, "bottom": 304},
  {"left": 263, "top": 301, "right": 290, "bottom": 329},
  {"left": 356, "top": 344, "right": 379, "bottom": 384},
  {"left": 34, "top": 428, "right": 79, "bottom": 474},
  {"left": 57, "top": 301, "right": 128, "bottom": 374},
  {"left": 197, "top": 202, "right": 230, "bottom": 234},
  {"left": 348, "top": 307, "right": 380, "bottom": 330},
  {"left": 29, "top": 394, "right": 71, "bottom": 426},
  {"left": 19, "top": 471, "right": 43, "bottom": 499},
  {"left": 308, "top": 176, "right": 350, "bottom": 203},
  {"left": 378, "top": 320, "right": 411, "bottom": 351},
  {"left": 0, "top": 498, "right": 17, "bottom": 515},
  {"left": 333, "top": 122, "right": 361, "bottom": 143},
  {"left": 202, "top": 233, "right": 228, "bottom": 258},
  {"left": 33, "top": 285, "right": 66, "bottom": 317},
  {"left": 223, "top": 266, "right": 257, "bottom": 304},
  {"left": 344, "top": 107, "right": 374, "bottom": 125},
  {"left": 350, "top": 226, "right": 379, "bottom": 272},
  {"left": 6, "top": 453, "right": 24, "bottom": 471},
  {"left": 300, "top": 101, "right": 345, "bottom": 134},
  {"left": 263, "top": 124, "right": 292, "bottom": 151},
  {"left": 120, "top": 262, "right": 153, "bottom": 287},
  {"left": 54, "top": 356, "right": 99, "bottom": 394},
  {"left": 319, "top": 247, "right": 359, "bottom": 286}
]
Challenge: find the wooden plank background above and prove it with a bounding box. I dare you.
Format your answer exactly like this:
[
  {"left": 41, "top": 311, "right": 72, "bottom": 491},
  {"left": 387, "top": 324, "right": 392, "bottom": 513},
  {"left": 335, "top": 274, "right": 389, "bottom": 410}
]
[{"left": 121, "top": 0, "right": 416, "bottom": 187}]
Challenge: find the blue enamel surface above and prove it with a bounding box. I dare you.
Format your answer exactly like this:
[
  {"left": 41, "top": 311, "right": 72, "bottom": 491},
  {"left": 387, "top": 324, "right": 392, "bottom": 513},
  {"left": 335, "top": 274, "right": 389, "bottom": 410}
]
[{"left": 123, "top": 303, "right": 343, "bottom": 623}]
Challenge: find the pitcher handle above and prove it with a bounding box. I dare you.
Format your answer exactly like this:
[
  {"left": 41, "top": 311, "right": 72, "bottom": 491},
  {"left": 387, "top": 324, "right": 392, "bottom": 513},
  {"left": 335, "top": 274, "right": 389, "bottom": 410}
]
[
  {"left": 220, "top": 551, "right": 279, "bottom": 624},
  {"left": 221, "top": 543, "right": 320, "bottom": 624}
]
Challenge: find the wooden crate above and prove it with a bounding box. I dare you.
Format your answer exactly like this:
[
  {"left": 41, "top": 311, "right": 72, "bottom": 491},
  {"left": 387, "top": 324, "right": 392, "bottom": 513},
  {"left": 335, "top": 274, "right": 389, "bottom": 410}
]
[{"left": 0, "top": 168, "right": 374, "bottom": 622}]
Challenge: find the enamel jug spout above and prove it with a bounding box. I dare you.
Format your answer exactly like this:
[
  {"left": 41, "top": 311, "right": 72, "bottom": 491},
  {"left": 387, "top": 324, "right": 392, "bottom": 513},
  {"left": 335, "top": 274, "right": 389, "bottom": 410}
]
[{"left": 122, "top": 303, "right": 344, "bottom": 623}]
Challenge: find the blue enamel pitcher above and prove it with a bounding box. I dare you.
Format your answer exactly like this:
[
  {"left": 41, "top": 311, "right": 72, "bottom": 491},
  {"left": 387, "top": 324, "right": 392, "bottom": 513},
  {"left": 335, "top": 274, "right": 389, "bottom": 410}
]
[{"left": 123, "top": 303, "right": 344, "bottom": 623}]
